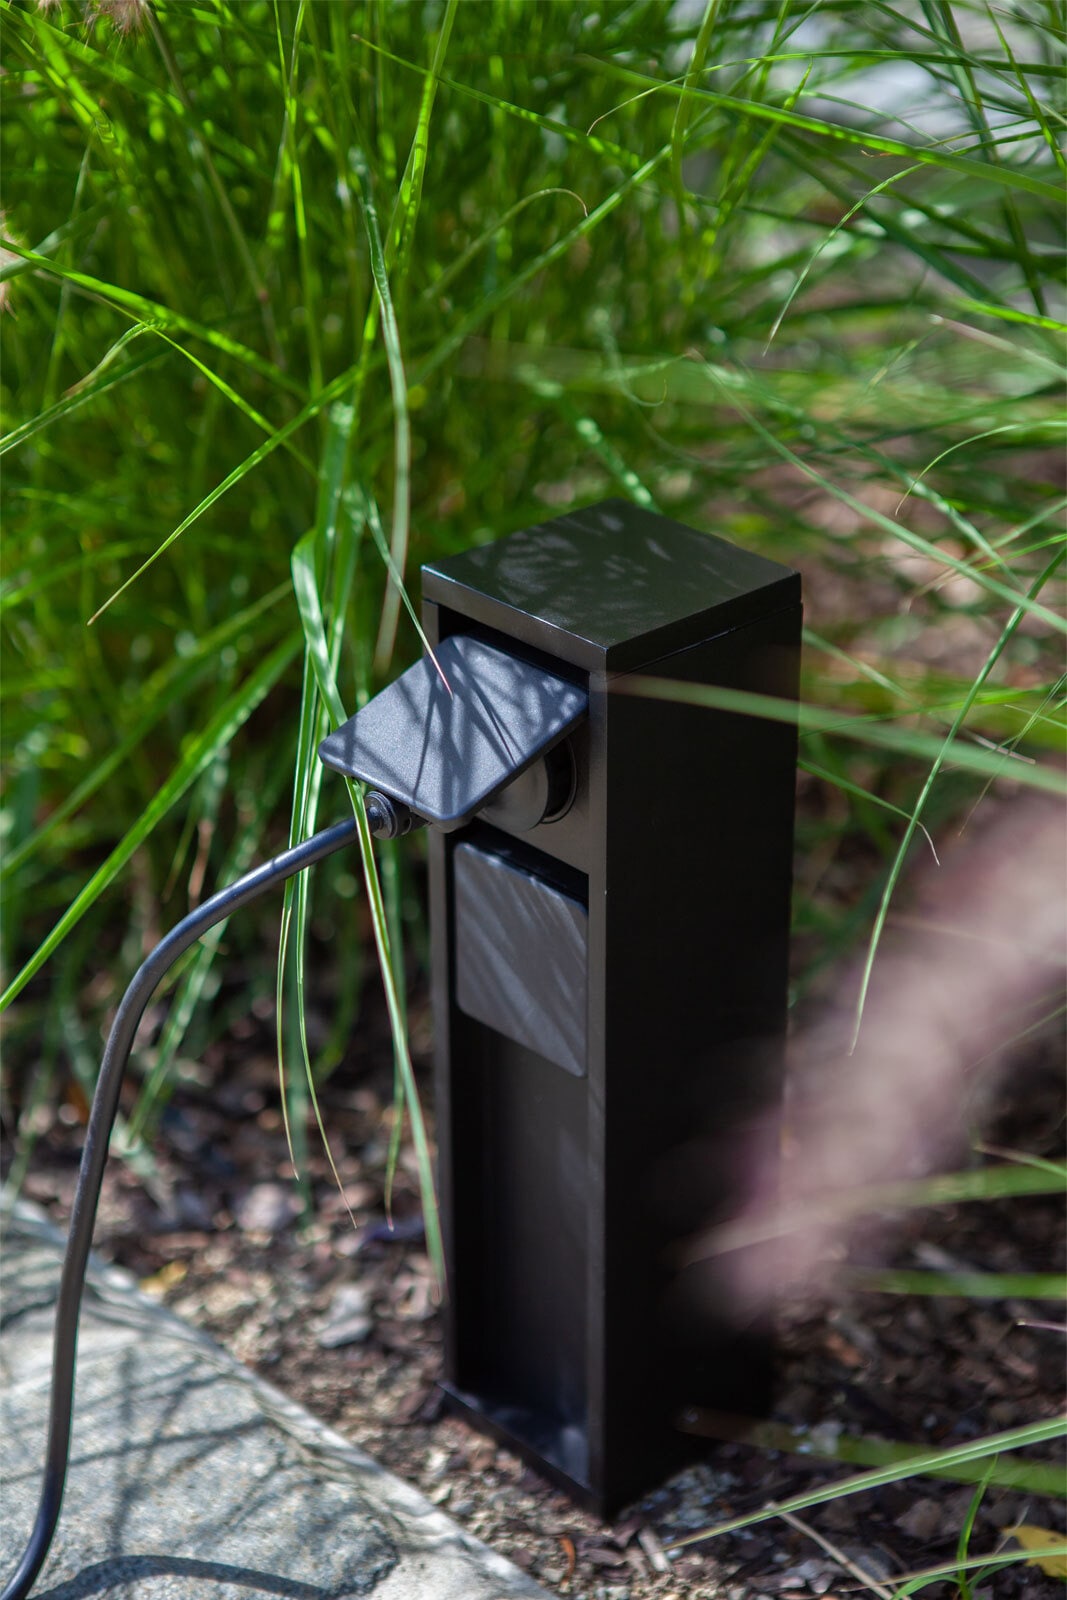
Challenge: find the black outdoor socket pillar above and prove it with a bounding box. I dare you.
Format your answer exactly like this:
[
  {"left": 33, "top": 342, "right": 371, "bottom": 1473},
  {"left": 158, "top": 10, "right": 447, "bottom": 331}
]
[
  {"left": 0, "top": 501, "right": 801, "bottom": 1600},
  {"left": 322, "top": 499, "right": 801, "bottom": 1517}
]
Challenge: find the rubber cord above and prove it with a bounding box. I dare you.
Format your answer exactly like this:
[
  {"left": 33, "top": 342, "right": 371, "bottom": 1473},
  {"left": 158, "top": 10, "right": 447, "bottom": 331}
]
[{"left": 1, "top": 816, "right": 360, "bottom": 1600}]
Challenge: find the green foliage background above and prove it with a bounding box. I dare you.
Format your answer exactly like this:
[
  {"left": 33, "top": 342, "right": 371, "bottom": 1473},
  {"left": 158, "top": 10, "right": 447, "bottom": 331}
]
[{"left": 2, "top": 0, "right": 1064, "bottom": 1148}]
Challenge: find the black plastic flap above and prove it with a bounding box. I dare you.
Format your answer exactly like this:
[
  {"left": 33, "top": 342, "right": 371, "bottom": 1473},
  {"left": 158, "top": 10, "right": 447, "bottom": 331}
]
[
  {"left": 454, "top": 841, "right": 588, "bottom": 1078},
  {"left": 318, "top": 635, "right": 587, "bottom": 830}
]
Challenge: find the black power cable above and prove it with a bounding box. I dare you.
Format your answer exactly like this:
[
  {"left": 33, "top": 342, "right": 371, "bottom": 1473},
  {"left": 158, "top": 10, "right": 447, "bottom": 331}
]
[{"left": 2, "top": 816, "right": 360, "bottom": 1600}]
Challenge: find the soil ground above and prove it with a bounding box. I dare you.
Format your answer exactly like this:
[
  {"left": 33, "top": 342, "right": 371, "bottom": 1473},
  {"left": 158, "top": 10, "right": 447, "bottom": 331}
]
[{"left": 6, "top": 986, "right": 1063, "bottom": 1600}]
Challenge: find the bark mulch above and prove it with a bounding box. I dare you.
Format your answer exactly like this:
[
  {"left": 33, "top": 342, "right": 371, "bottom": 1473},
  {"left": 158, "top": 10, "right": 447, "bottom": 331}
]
[{"left": 7, "top": 990, "right": 1063, "bottom": 1600}]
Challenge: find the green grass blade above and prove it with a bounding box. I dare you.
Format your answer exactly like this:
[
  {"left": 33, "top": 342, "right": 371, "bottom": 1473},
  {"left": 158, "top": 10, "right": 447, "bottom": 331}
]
[
  {"left": 670, "top": 0, "right": 723, "bottom": 216},
  {"left": 0, "top": 636, "right": 299, "bottom": 1010},
  {"left": 666, "top": 1416, "right": 1067, "bottom": 1549},
  {"left": 682, "top": 1415, "right": 1065, "bottom": 1500},
  {"left": 86, "top": 361, "right": 362, "bottom": 622},
  {"left": 954, "top": 297, "right": 1066, "bottom": 334},
  {"left": 125, "top": 774, "right": 284, "bottom": 1142},
  {"left": 1, "top": 325, "right": 160, "bottom": 456},
  {"left": 0, "top": 237, "right": 300, "bottom": 397},
  {"left": 358, "top": 484, "right": 446, "bottom": 682},
  {"left": 350, "top": 148, "right": 411, "bottom": 672},
  {"left": 890, "top": 1542, "right": 1067, "bottom": 1598},
  {"left": 683, "top": 1163, "right": 1067, "bottom": 1266},
  {"left": 276, "top": 652, "right": 328, "bottom": 1178},
  {"left": 617, "top": 678, "right": 1066, "bottom": 795},
  {"left": 2, "top": 586, "right": 289, "bottom": 874},
  {"left": 845, "top": 1268, "right": 1067, "bottom": 1300},
  {"left": 271, "top": 0, "right": 320, "bottom": 396},
  {"left": 278, "top": 400, "right": 359, "bottom": 1180},
  {"left": 848, "top": 546, "right": 1064, "bottom": 1050},
  {"left": 349, "top": 28, "right": 642, "bottom": 174},
  {"left": 798, "top": 760, "right": 939, "bottom": 861},
  {"left": 386, "top": 0, "right": 458, "bottom": 287},
  {"left": 344, "top": 774, "right": 443, "bottom": 1288},
  {"left": 147, "top": 6, "right": 282, "bottom": 363},
  {"left": 691, "top": 356, "right": 1067, "bottom": 635},
  {"left": 410, "top": 144, "right": 674, "bottom": 388},
  {"left": 290, "top": 531, "right": 348, "bottom": 728},
  {"left": 419, "top": 188, "right": 589, "bottom": 306},
  {"left": 582, "top": 57, "right": 1063, "bottom": 202}
]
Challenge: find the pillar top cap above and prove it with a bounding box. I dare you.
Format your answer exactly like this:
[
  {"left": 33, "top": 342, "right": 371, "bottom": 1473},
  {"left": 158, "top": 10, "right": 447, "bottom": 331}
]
[{"left": 422, "top": 499, "right": 799, "bottom": 673}]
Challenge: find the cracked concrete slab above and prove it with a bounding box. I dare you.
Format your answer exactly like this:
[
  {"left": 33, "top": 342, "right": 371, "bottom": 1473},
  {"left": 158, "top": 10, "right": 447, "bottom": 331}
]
[{"left": 1, "top": 1205, "right": 549, "bottom": 1600}]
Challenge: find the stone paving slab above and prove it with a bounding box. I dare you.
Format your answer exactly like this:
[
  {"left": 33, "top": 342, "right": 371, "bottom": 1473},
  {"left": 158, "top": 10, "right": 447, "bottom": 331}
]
[{"left": 1, "top": 1205, "right": 549, "bottom": 1600}]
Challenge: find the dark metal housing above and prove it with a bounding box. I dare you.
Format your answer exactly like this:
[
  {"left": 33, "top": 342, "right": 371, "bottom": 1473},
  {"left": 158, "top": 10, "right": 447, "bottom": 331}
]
[{"left": 421, "top": 500, "right": 801, "bottom": 1515}]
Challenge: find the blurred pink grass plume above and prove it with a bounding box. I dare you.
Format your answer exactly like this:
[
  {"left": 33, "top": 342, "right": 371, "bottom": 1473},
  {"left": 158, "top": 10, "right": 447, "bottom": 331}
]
[
  {"left": 687, "top": 795, "right": 1066, "bottom": 1313},
  {"left": 37, "top": 0, "right": 149, "bottom": 32}
]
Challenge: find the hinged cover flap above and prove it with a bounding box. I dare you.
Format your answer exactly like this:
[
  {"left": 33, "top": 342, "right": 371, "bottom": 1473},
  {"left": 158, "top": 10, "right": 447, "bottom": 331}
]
[{"left": 318, "top": 635, "right": 587, "bottom": 830}]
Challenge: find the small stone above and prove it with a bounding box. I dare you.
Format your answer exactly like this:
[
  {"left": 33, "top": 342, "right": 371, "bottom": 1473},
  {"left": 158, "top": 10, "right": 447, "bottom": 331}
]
[
  {"left": 896, "top": 1496, "right": 943, "bottom": 1542},
  {"left": 201, "top": 1279, "right": 257, "bottom": 1317},
  {"left": 234, "top": 1182, "right": 298, "bottom": 1234},
  {"left": 317, "top": 1313, "right": 372, "bottom": 1349},
  {"left": 465, "top": 1437, "right": 497, "bottom": 1473},
  {"left": 819, "top": 1498, "right": 854, "bottom": 1532},
  {"left": 315, "top": 1283, "right": 374, "bottom": 1348},
  {"left": 840, "top": 1546, "right": 895, "bottom": 1583},
  {"left": 778, "top": 1559, "right": 839, "bottom": 1594},
  {"left": 672, "top": 1503, "right": 712, "bottom": 1529},
  {"left": 637, "top": 1526, "right": 670, "bottom": 1574},
  {"left": 326, "top": 1283, "right": 372, "bottom": 1318},
  {"left": 804, "top": 1420, "right": 843, "bottom": 1454},
  {"left": 936, "top": 1484, "right": 990, "bottom": 1538},
  {"left": 171, "top": 1187, "right": 215, "bottom": 1231},
  {"left": 585, "top": 1546, "right": 630, "bottom": 1567}
]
